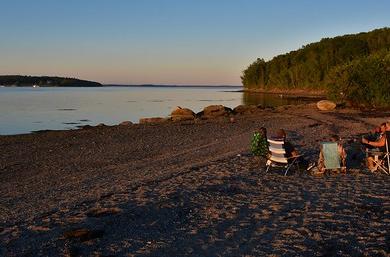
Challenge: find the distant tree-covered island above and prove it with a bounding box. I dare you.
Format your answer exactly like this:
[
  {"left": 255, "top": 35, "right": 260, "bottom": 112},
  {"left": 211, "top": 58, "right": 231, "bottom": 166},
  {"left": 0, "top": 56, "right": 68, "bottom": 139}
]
[
  {"left": 241, "top": 28, "right": 390, "bottom": 107},
  {"left": 0, "top": 75, "right": 102, "bottom": 87}
]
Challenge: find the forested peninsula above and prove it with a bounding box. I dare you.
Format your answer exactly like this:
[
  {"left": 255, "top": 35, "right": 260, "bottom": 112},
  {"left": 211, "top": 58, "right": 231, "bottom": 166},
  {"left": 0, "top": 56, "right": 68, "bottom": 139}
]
[
  {"left": 241, "top": 28, "right": 390, "bottom": 107},
  {"left": 0, "top": 75, "right": 102, "bottom": 87}
]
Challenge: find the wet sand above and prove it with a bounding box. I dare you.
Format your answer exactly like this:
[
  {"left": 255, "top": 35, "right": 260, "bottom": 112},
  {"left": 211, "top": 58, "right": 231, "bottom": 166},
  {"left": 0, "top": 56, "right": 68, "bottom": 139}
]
[{"left": 0, "top": 104, "right": 389, "bottom": 256}]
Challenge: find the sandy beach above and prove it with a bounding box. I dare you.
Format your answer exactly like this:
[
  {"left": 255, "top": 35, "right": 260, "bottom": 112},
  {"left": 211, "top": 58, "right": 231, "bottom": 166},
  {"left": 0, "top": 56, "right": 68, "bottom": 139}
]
[{"left": 1, "top": 103, "right": 389, "bottom": 256}]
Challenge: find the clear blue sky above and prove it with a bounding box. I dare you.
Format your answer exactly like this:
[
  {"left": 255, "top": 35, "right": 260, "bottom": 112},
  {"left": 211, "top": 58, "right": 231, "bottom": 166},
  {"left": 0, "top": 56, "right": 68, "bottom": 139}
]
[{"left": 1, "top": 0, "right": 389, "bottom": 85}]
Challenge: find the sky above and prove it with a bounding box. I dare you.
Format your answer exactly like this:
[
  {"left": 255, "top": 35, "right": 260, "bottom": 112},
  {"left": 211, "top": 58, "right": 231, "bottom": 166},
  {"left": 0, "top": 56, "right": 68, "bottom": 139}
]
[{"left": 0, "top": 0, "right": 389, "bottom": 85}]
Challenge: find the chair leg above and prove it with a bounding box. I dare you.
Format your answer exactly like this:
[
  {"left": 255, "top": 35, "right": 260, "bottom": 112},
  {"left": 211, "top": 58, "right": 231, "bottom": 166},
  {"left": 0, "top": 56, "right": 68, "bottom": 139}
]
[
  {"left": 265, "top": 164, "right": 271, "bottom": 173},
  {"left": 285, "top": 158, "right": 298, "bottom": 176},
  {"left": 387, "top": 153, "right": 390, "bottom": 175},
  {"left": 265, "top": 159, "right": 272, "bottom": 174},
  {"left": 284, "top": 166, "right": 290, "bottom": 176},
  {"left": 285, "top": 162, "right": 294, "bottom": 176},
  {"left": 372, "top": 158, "right": 389, "bottom": 175}
]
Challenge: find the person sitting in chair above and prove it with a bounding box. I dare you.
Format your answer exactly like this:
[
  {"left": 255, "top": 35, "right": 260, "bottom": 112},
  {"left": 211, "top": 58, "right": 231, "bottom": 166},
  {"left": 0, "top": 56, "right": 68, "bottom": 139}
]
[
  {"left": 362, "top": 122, "right": 388, "bottom": 172},
  {"left": 251, "top": 127, "right": 268, "bottom": 158},
  {"left": 274, "top": 129, "right": 299, "bottom": 158},
  {"left": 318, "top": 135, "right": 347, "bottom": 173},
  {"left": 275, "top": 129, "right": 310, "bottom": 165}
]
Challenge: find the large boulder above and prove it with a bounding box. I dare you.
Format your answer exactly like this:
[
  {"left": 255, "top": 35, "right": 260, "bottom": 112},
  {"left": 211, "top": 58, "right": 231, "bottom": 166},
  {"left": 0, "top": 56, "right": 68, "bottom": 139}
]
[
  {"left": 202, "top": 105, "right": 229, "bottom": 119},
  {"left": 139, "top": 117, "right": 170, "bottom": 124},
  {"left": 317, "top": 100, "right": 336, "bottom": 111},
  {"left": 171, "top": 106, "right": 195, "bottom": 121},
  {"left": 171, "top": 106, "right": 195, "bottom": 116},
  {"left": 233, "top": 104, "right": 262, "bottom": 114}
]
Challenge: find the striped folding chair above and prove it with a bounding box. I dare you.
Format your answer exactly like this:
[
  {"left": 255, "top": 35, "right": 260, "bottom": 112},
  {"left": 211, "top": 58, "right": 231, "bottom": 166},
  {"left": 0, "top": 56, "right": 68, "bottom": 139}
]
[{"left": 265, "top": 138, "right": 302, "bottom": 176}]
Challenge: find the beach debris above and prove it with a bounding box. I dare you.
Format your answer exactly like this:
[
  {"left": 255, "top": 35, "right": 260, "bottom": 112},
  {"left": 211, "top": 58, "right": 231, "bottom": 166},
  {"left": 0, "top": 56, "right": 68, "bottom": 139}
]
[
  {"left": 119, "top": 121, "right": 133, "bottom": 126},
  {"left": 171, "top": 106, "right": 195, "bottom": 121},
  {"left": 139, "top": 117, "right": 170, "bottom": 124},
  {"left": 27, "top": 225, "right": 50, "bottom": 232},
  {"left": 317, "top": 100, "right": 336, "bottom": 111}
]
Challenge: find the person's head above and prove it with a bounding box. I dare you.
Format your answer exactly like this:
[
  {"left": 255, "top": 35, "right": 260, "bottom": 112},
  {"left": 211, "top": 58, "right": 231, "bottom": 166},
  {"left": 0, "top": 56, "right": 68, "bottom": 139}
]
[
  {"left": 259, "top": 127, "right": 267, "bottom": 137},
  {"left": 378, "top": 122, "right": 387, "bottom": 133},
  {"left": 275, "top": 129, "right": 286, "bottom": 139},
  {"left": 330, "top": 134, "right": 340, "bottom": 142}
]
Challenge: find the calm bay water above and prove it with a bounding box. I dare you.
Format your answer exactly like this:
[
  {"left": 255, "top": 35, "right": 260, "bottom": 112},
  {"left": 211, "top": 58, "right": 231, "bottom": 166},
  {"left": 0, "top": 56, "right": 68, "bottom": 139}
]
[{"left": 0, "top": 86, "right": 319, "bottom": 135}]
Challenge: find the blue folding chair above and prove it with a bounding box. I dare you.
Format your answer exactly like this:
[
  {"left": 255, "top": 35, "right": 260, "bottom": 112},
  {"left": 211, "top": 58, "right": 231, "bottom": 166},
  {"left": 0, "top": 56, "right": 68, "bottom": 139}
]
[{"left": 321, "top": 142, "right": 341, "bottom": 170}]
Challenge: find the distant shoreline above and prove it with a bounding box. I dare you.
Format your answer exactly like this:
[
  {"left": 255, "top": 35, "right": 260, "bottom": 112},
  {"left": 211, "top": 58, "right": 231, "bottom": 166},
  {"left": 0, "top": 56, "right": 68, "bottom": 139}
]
[
  {"left": 243, "top": 88, "right": 327, "bottom": 97},
  {"left": 0, "top": 75, "right": 102, "bottom": 87},
  {"left": 104, "top": 84, "right": 243, "bottom": 88},
  {"left": 1, "top": 84, "right": 243, "bottom": 88}
]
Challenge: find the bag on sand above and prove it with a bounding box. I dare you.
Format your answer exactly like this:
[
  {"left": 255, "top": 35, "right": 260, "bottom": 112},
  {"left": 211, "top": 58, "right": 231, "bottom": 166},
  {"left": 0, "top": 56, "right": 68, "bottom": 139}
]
[{"left": 251, "top": 132, "right": 268, "bottom": 157}]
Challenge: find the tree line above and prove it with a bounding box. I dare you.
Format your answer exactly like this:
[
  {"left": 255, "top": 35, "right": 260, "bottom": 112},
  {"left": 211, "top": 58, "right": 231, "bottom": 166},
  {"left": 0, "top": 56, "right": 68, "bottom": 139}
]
[
  {"left": 241, "top": 28, "right": 390, "bottom": 107},
  {"left": 0, "top": 75, "right": 102, "bottom": 87}
]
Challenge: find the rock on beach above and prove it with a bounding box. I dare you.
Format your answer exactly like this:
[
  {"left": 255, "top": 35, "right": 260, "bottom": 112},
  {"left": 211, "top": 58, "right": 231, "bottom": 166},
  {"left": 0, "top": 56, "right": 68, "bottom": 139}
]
[
  {"left": 317, "top": 100, "right": 336, "bottom": 111},
  {"left": 202, "top": 105, "right": 230, "bottom": 119},
  {"left": 139, "top": 117, "right": 170, "bottom": 124},
  {"left": 119, "top": 121, "right": 133, "bottom": 126},
  {"left": 233, "top": 104, "right": 263, "bottom": 114},
  {"left": 171, "top": 106, "right": 195, "bottom": 121}
]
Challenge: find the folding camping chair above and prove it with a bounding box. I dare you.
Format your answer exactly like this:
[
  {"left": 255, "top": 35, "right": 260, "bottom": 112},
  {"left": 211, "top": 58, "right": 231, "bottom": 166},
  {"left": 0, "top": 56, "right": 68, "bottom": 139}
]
[
  {"left": 265, "top": 138, "right": 302, "bottom": 176},
  {"left": 370, "top": 131, "right": 390, "bottom": 175},
  {"left": 319, "top": 142, "right": 345, "bottom": 173}
]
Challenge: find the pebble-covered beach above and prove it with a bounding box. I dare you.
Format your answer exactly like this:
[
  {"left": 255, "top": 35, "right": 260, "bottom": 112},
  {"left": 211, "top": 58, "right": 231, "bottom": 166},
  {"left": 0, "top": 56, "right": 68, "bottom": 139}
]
[{"left": 1, "top": 103, "right": 389, "bottom": 256}]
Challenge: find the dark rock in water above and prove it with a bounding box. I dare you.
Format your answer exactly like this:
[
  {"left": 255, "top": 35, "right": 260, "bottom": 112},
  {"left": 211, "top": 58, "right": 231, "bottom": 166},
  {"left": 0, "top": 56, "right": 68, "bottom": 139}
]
[
  {"left": 31, "top": 129, "right": 55, "bottom": 134},
  {"left": 119, "top": 121, "right": 133, "bottom": 126},
  {"left": 171, "top": 106, "right": 195, "bottom": 121},
  {"left": 62, "top": 122, "right": 80, "bottom": 125},
  {"left": 96, "top": 123, "right": 106, "bottom": 127},
  {"left": 139, "top": 117, "right": 170, "bottom": 124},
  {"left": 202, "top": 105, "right": 229, "bottom": 119},
  {"left": 196, "top": 110, "right": 204, "bottom": 118},
  {"left": 224, "top": 106, "right": 233, "bottom": 113},
  {"left": 63, "top": 228, "right": 104, "bottom": 242},
  {"left": 57, "top": 108, "right": 77, "bottom": 111},
  {"left": 77, "top": 125, "right": 93, "bottom": 129}
]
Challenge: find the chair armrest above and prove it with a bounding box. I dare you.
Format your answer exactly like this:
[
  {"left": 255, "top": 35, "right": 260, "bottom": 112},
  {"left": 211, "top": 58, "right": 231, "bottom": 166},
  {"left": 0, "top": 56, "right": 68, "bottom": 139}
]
[{"left": 287, "top": 154, "right": 303, "bottom": 159}]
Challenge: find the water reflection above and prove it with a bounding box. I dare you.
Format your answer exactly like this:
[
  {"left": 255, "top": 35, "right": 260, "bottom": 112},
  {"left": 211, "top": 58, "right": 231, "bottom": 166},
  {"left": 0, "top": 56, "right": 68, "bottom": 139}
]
[
  {"left": 0, "top": 87, "right": 321, "bottom": 135},
  {"left": 242, "top": 92, "right": 321, "bottom": 107}
]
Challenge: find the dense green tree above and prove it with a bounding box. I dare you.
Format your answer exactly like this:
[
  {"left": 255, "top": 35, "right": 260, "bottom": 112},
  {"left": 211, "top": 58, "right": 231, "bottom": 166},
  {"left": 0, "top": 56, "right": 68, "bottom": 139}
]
[
  {"left": 242, "top": 28, "right": 390, "bottom": 98},
  {"left": 327, "top": 51, "right": 390, "bottom": 107}
]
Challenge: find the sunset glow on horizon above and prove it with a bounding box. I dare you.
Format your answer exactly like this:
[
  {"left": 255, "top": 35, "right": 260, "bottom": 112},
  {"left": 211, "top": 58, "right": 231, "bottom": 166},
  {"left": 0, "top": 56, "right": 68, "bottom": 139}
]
[{"left": 1, "top": 0, "right": 390, "bottom": 85}]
